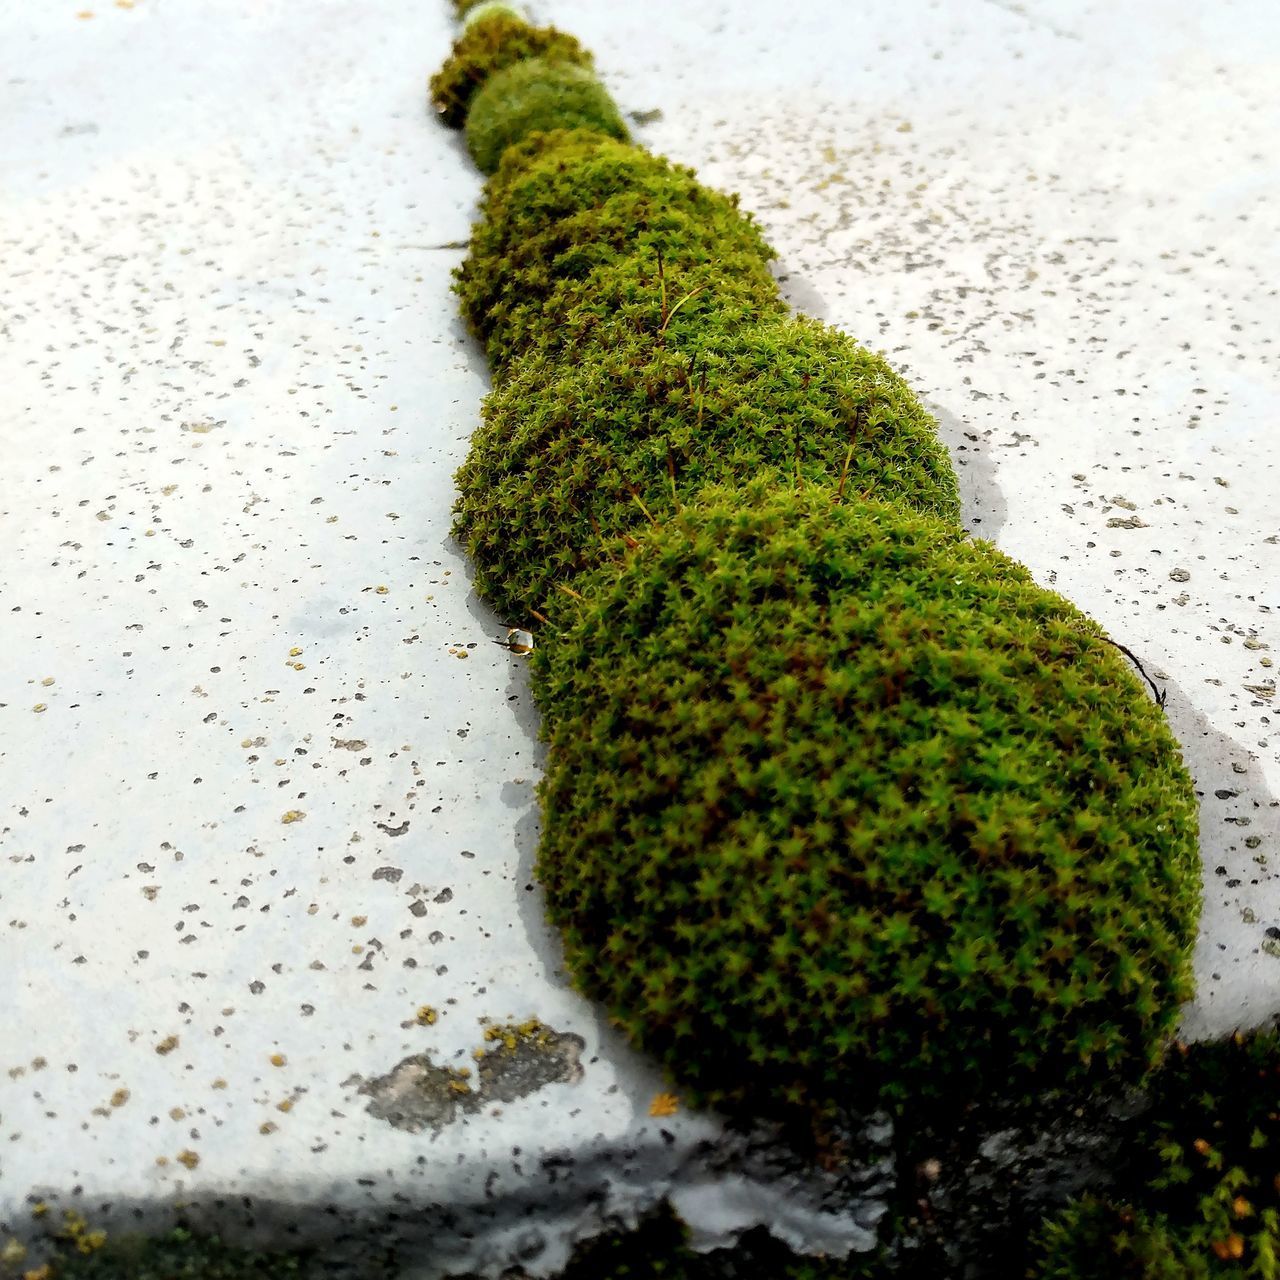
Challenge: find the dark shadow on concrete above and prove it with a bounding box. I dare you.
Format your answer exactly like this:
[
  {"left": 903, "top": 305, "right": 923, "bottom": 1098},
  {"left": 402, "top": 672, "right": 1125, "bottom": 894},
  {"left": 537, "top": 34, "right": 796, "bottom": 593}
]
[{"left": 926, "top": 398, "right": 1007, "bottom": 543}]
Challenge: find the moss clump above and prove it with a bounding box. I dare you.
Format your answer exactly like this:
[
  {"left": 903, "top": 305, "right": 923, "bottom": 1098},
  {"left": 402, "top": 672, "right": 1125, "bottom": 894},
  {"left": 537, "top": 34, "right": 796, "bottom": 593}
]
[
  {"left": 532, "top": 482, "right": 1199, "bottom": 1114},
  {"left": 454, "top": 315, "right": 960, "bottom": 620},
  {"left": 462, "top": 1, "right": 525, "bottom": 29},
  {"left": 434, "top": 0, "right": 1200, "bottom": 1171},
  {"left": 1034, "top": 1030, "right": 1280, "bottom": 1278},
  {"left": 479, "top": 235, "right": 785, "bottom": 377},
  {"left": 463, "top": 130, "right": 773, "bottom": 299},
  {"left": 430, "top": 15, "right": 593, "bottom": 128},
  {"left": 455, "top": 132, "right": 778, "bottom": 366},
  {"left": 464, "top": 57, "right": 629, "bottom": 174}
]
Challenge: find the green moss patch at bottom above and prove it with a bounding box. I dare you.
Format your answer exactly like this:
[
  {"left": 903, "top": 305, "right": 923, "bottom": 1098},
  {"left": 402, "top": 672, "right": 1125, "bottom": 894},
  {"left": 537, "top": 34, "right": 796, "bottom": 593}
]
[
  {"left": 26, "top": 1227, "right": 314, "bottom": 1279},
  {"left": 533, "top": 482, "right": 1199, "bottom": 1115},
  {"left": 1035, "top": 1028, "right": 1280, "bottom": 1278}
]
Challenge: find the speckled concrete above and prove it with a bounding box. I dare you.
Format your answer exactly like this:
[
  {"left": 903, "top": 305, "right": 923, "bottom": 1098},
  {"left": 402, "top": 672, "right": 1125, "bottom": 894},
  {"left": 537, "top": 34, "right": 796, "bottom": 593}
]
[{"left": 1, "top": 0, "right": 1277, "bottom": 1273}]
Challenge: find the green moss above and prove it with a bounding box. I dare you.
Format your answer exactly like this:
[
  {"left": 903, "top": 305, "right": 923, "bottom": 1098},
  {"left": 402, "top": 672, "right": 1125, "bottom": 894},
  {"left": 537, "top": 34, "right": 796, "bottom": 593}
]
[
  {"left": 555, "top": 1205, "right": 886, "bottom": 1279},
  {"left": 455, "top": 131, "right": 778, "bottom": 364},
  {"left": 454, "top": 315, "right": 960, "bottom": 620},
  {"left": 461, "top": 1, "right": 525, "bottom": 29},
  {"left": 476, "top": 235, "right": 784, "bottom": 376},
  {"left": 464, "top": 58, "right": 629, "bottom": 174},
  {"left": 1034, "top": 1202, "right": 1221, "bottom": 1279},
  {"left": 433, "top": 0, "right": 1202, "bottom": 1189},
  {"left": 35, "top": 1227, "right": 314, "bottom": 1279},
  {"left": 466, "top": 130, "right": 771, "bottom": 287},
  {"left": 430, "top": 15, "right": 593, "bottom": 129},
  {"left": 1033, "top": 1030, "right": 1280, "bottom": 1278},
  {"left": 531, "top": 481, "right": 1199, "bottom": 1115}
]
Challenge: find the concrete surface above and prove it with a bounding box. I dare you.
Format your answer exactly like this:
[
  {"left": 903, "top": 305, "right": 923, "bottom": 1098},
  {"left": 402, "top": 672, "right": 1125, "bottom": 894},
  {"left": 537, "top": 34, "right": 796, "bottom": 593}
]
[{"left": 1, "top": 0, "right": 1277, "bottom": 1272}]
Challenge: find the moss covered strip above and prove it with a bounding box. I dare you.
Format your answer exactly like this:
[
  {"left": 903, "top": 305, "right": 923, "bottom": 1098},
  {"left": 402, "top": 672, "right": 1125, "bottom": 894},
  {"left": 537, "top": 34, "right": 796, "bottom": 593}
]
[{"left": 433, "top": 2, "right": 1199, "bottom": 1132}]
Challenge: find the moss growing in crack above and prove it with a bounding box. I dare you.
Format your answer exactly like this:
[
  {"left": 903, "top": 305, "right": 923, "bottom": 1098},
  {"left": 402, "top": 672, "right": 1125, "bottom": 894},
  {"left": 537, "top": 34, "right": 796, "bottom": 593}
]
[
  {"left": 455, "top": 132, "right": 779, "bottom": 366},
  {"left": 433, "top": 6, "right": 1201, "bottom": 1156},
  {"left": 464, "top": 57, "right": 629, "bottom": 175},
  {"left": 531, "top": 481, "right": 1199, "bottom": 1116},
  {"left": 460, "top": 131, "right": 773, "bottom": 310},
  {"left": 454, "top": 314, "right": 960, "bottom": 620},
  {"left": 430, "top": 15, "right": 593, "bottom": 128}
]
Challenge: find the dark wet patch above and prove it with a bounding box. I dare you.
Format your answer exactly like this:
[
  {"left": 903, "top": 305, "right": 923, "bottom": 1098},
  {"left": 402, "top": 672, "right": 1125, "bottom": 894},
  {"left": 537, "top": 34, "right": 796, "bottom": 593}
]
[{"left": 357, "top": 1020, "right": 584, "bottom": 1134}]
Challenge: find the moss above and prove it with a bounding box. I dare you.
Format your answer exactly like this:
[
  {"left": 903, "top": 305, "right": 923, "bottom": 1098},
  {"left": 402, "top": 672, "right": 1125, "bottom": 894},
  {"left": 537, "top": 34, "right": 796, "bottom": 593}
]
[
  {"left": 430, "top": 15, "right": 593, "bottom": 128},
  {"left": 454, "top": 315, "right": 961, "bottom": 620},
  {"left": 531, "top": 481, "right": 1199, "bottom": 1115},
  {"left": 434, "top": 0, "right": 1201, "bottom": 1176},
  {"left": 467, "top": 130, "right": 771, "bottom": 285},
  {"left": 464, "top": 57, "right": 629, "bottom": 175},
  {"left": 461, "top": 1, "right": 525, "bottom": 30},
  {"left": 466, "top": 218, "right": 782, "bottom": 374},
  {"left": 1033, "top": 1030, "right": 1280, "bottom": 1278},
  {"left": 1034, "top": 1202, "right": 1219, "bottom": 1279},
  {"left": 31, "top": 1227, "right": 315, "bottom": 1279},
  {"left": 455, "top": 131, "right": 778, "bottom": 363}
]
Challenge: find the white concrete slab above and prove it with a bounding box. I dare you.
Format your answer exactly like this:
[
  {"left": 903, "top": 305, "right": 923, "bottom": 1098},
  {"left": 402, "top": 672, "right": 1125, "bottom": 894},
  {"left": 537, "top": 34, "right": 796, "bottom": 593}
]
[
  {"left": 1, "top": 0, "right": 1278, "bottom": 1272},
  {"left": 0, "top": 1, "right": 887, "bottom": 1272}
]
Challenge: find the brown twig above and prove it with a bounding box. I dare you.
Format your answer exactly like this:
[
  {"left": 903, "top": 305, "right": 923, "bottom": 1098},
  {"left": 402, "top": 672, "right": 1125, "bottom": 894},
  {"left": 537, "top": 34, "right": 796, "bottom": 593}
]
[{"left": 1095, "top": 635, "right": 1168, "bottom": 709}]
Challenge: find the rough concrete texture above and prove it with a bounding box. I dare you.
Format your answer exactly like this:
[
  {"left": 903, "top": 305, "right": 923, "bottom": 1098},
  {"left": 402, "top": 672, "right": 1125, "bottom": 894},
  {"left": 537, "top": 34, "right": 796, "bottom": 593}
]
[{"left": 1, "top": 0, "right": 1277, "bottom": 1273}]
